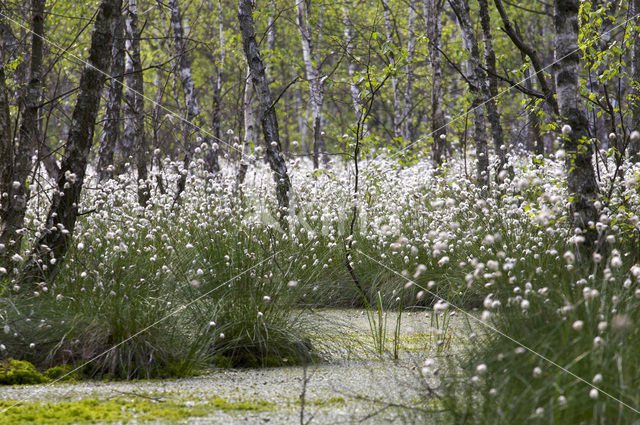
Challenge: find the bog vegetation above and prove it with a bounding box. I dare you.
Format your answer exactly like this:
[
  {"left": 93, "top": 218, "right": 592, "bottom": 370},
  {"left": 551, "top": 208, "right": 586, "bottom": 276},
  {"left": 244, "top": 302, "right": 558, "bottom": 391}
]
[{"left": 1, "top": 0, "right": 640, "bottom": 424}]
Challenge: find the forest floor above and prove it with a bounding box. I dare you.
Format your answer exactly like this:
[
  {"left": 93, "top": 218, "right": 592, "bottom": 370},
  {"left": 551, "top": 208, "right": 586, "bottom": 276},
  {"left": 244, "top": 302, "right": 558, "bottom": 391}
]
[{"left": 0, "top": 309, "right": 476, "bottom": 424}]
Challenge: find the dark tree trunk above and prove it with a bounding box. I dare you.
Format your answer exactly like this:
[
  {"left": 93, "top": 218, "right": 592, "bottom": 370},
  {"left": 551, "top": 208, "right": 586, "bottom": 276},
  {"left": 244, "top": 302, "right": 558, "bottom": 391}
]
[
  {"left": 1, "top": 27, "right": 15, "bottom": 229},
  {"left": 97, "top": 10, "right": 124, "bottom": 183},
  {"left": 449, "top": 0, "right": 490, "bottom": 191},
  {"left": 478, "top": 0, "right": 507, "bottom": 173},
  {"left": 23, "top": 0, "right": 122, "bottom": 283},
  {"left": 151, "top": 72, "right": 167, "bottom": 194},
  {"left": 123, "top": 0, "right": 148, "bottom": 206},
  {"left": 0, "top": 67, "right": 12, "bottom": 265},
  {"left": 424, "top": 0, "right": 447, "bottom": 166},
  {"left": 206, "top": 0, "right": 224, "bottom": 175},
  {"left": 554, "top": 0, "right": 599, "bottom": 254},
  {"left": 0, "top": 0, "right": 45, "bottom": 267},
  {"left": 238, "top": 0, "right": 291, "bottom": 223}
]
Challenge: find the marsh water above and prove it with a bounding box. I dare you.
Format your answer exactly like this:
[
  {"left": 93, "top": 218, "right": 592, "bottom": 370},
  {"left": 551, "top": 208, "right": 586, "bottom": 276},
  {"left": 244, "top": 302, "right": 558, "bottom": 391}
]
[{"left": 0, "top": 309, "right": 475, "bottom": 424}]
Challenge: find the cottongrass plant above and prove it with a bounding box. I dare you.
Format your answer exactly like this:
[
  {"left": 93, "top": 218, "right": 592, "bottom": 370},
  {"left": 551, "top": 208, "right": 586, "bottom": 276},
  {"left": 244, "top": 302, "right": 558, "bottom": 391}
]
[
  {"left": 2, "top": 141, "right": 640, "bottom": 425},
  {"left": 421, "top": 157, "right": 640, "bottom": 424}
]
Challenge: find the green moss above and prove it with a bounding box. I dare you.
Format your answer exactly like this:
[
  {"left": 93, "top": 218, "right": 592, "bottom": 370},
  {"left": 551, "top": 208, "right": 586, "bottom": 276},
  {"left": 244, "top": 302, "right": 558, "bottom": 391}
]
[
  {"left": 0, "top": 397, "right": 275, "bottom": 424},
  {"left": 0, "top": 359, "right": 49, "bottom": 385},
  {"left": 208, "top": 398, "right": 273, "bottom": 411},
  {"left": 153, "top": 360, "right": 200, "bottom": 379},
  {"left": 309, "top": 396, "right": 346, "bottom": 406},
  {"left": 44, "top": 365, "right": 78, "bottom": 382}
]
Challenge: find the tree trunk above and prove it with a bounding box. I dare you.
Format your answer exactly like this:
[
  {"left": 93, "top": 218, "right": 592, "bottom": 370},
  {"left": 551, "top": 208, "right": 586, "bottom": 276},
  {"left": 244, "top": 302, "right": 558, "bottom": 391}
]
[
  {"left": 630, "top": 0, "right": 640, "bottom": 161},
  {"left": 296, "top": 0, "right": 327, "bottom": 168},
  {"left": 449, "top": 0, "right": 490, "bottom": 191},
  {"left": 123, "top": 0, "right": 148, "bottom": 206},
  {"left": 424, "top": 0, "right": 447, "bottom": 166},
  {"left": 0, "top": 0, "right": 45, "bottom": 268},
  {"left": 554, "top": 0, "right": 598, "bottom": 254},
  {"left": 342, "top": 1, "right": 367, "bottom": 133},
  {"left": 266, "top": 0, "right": 276, "bottom": 79},
  {"left": 238, "top": 0, "right": 291, "bottom": 223},
  {"left": 403, "top": 0, "right": 416, "bottom": 142},
  {"left": 519, "top": 25, "right": 544, "bottom": 157},
  {"left": 151, "top": 72, "right": 167, "bottom": 195},
  {"left": 477, "top": 0, "right": 507, "bottom": 173},
  {"left": 97, "top": 10, "right": 124, "bottom": 183},
  {"left": 237, "top": 69, "right": 255, "bottom": 187},
  {"left": 23, "top": 0, "right": 122, "bottom": 283},
  {"left": 0, "top": 66, "right": 12, "bottom": 265},
  {"left": 381, "top": 0, "right": 402, "bottom": 140},
  {"left": 524, "top": 67, "right": 544, "bottom": 156},
  {"left": 207, "top": 0, "right": 223, "bottom": 174},
  {"left": 169, "top": 0, "right": 201, "bottom": 203}
]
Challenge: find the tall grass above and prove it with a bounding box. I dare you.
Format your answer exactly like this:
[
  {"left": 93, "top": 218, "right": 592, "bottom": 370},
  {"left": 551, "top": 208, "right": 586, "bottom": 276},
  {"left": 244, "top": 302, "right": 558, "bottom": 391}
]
[{"left": 426, "top": 159, "right": 640, "bottom": 424}]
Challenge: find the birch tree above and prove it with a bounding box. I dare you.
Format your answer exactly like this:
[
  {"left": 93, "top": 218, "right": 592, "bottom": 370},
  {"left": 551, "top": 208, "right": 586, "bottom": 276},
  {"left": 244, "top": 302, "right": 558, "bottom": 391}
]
[
  {"left": 237, "top": 68, "right": 255, "bottom": 187},
  {"left": 424, "top": 0, "right": 447, "bottom": 166},
  {"left": 403, "top": 0, "right": 416, "bottom": 142},
  {"left": 449, "top": 0, "right": 490, "bottom": 191},
  {"left": 477, "top": 0, "right": 507, "bottom": 173},
  {"left": 342, "top": 1, "right": 367, "bottom": 132},
  {"left": 554, "top": 0, "right": 598, "bottom": 253},
  {"left": 381, "top": 0, "right": 402, "bottom": 140},
  {"left": 238, "top": 0, "right": 291, "bottom": 222},
  {"left": 23, "top": 0, "right": 122, "bottom": 282},
  {"left": 207, "top": 0, "right": 223, "bottom": 174},
  {"left": 97, "top": 10, "right": 124, "bottom": 183},
  {"left": 169, "top": 0, "right": 201, "bottom": 202},
  {"left": 296, "top": 0, "right": 328, "bottom": 168},
  {"left": 0, "top": 0, "right": 45, "bottom": 267},
  {"left": 123, "top": 0, "right": 149, "bottom": 206}
]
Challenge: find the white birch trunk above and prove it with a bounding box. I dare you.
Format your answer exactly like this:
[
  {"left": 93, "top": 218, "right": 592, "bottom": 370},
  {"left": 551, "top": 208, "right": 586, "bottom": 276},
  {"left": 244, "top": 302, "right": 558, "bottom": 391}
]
[
  {"left": 424, "top": 0, "right": 447, "bottom": 166},
  {"left": 237, "top": 68, "right": 255, "bottom": 187},
  {"left": 169, "top": 0, "right": 201, "bottom": 202},
  {"left": 403, "top": 0, "right": 416, "bottom": 142},
  {"left": 450, "top": 0, "right": 490, "bottom": 190},
  {"left": 97, "top": 10, "right": 124, "bottom": 183},
  {"left": 554, "top": 0, "right": 598, "bottom": 250},
  {"left": 342, "top": 1, "right": 367, "bottom": 133},
  {"left": 123, "top": 0, "right": 148, "bottom": 206},
  {"left": 381, "top": 0, "right": 402, "bottom": 140},
  {"left": 296, "top": 0, "right": 327, "bottom": 168}
]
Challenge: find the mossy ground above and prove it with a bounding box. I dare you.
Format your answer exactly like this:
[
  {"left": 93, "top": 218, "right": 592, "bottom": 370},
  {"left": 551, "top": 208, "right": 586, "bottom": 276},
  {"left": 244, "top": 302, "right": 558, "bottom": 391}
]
[{"left": 0, "top": 397, "right": 275, "bottom": 424}]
